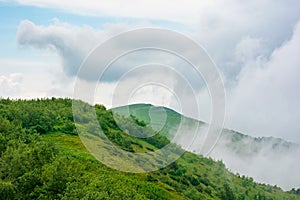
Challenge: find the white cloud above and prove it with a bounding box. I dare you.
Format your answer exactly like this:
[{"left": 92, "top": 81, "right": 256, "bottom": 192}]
[
  {"left": 0, "top": 73, "right": 23, "bottom": 97},
  {"left": 234, "top": 36, "right": 267, "bottom": 64},
  {"left": 226, "top": 21, "right": 300, "bottom": 143},
  {"left": 0, "top": 58, "right": 52, "bottom": 69},
  {"left": 16, "top": 20, "right": 212, "bottom": 87},
  {"left": 92, "top": 71, "right": 177, "bottom": 108},
  {"left": 11, "top": 0, "right": 210, "bottom": 24},
  {"left": 16, "top": 19, "right": 111, "bottom": 77},
  {"left": 191, "top": 1, "right": 300, "bottom": 79},
  {"left": 210, "top": 133, "right": 300, "bottom": 190},
  {"left": 0, "top": 58, "right": 74, "bottom": 99},
  {"left": 15, "top": 0, "right": 300, "bottom": 80}
]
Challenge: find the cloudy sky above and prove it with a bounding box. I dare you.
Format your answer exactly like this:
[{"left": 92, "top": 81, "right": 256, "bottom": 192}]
[{"left": 1, "top": 0, "right": 300, "bottom": 144}]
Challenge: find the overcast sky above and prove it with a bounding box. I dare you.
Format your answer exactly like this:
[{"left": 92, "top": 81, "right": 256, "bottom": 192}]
[{"left": 1, "top": 0, "right": 300, "bottom": 144}]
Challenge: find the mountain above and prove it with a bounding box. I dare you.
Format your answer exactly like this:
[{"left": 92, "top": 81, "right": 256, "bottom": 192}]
[
  {"left": 111, "top": 103, "right": 298, "bottom": 154},
  {"left": 112, "top": 104, "right": 300, "bottom": 189},
  {"left": 0, "top": 98, "right": 299, "bottom": 199}
]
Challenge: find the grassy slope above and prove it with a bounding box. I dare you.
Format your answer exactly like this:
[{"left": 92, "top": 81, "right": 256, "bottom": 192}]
[
  {"left": 0, "top": 98, "right": 299, "bottom": 199},
  {"left": 111, "top": 104, "right": 298, "bottom": 152},
  {"left": 43, "top": 133, "right": 185, "bottom": 199},
  {"left": 112, "top": 104, "right": 205, "bottom": 138},
  {"left": 43, "top": 132, "right": 299, "bottom": 200}
]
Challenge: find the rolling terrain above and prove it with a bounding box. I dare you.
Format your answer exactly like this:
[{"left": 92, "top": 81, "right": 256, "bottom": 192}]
[{"left": 0, "top": 98, "right": 299, "bottom": 199}]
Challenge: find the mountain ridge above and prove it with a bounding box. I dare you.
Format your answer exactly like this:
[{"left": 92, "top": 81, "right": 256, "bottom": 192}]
[{"left": 111, "top": 103, "right": 298, "bottom": 148}]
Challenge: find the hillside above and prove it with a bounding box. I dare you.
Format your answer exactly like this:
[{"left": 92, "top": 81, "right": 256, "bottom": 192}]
[
  {"left": 111, "top": 104, "right": 298, "bottom": 152},
  {"left": 112, "top": 104, "right": 300, "bottom": 189},
  {"left": 0, "top": 98, "right": 299, "bottom": 199}
]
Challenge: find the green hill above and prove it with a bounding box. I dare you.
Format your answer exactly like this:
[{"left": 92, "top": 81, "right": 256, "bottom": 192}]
[
  {"left": 112, "top": 104, "right": 300, "bottom": 190},
  {"left": 111, "top": 103, "right": 203, "bottom": 138},
  {"left": 112, "top": 103, "right": 298, "bottom": 155},
  {"left": 0, "top": 98, "right": 299, "bottom": 199}
]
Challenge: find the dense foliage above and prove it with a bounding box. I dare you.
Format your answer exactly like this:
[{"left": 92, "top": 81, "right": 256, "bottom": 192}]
[{"left": 0, "top": 98, "right": 299, "bottom": 199}]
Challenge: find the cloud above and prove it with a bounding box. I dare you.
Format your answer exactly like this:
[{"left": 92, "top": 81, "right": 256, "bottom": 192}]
[
  {"left": 92, "top": 69, "right": 178, "bottom": 108},
  {"left": 10, "top": 0, "right": 210, "bottom": 24},
  {"left": 0, "top": 73, "right": 23, "bottom": 97},
  {"left": 15, "top": 0, "right": 300, "bottom": 80},
  {"left": 234, "top": 36, "right": 267, "bottom": 64},
  {"left": 9, "top": 0, "right": 300, "bottom": 32},
  {"left": 0, "top": 58, "right": 74, "bottom": 99},
  {"left": 17, "top": 19, "right": 110, "bottom": 77},
  {"left": 14, "top": 0, "right": 300, "bottom": 79},
  {"left": 226, "top": 21, "right": 300, "bottom": 143},
  {"left": 185, "top": 1, "right": 300, "bottom": 80},
  {"left": 16, "top": 20, "right": 213, "bottom": 89},
  {"left": 210, "top": 132, "right": 300, "bottom": 190}
]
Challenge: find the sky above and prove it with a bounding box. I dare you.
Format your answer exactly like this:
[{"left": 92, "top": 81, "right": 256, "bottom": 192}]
[{"left": 1, "top": 0, "right": 300, "bottom": 145}]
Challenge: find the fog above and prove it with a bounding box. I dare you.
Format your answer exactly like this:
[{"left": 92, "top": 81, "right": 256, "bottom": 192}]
[{"left": 172, "top": 123, "right": 300, "bottom": 190}]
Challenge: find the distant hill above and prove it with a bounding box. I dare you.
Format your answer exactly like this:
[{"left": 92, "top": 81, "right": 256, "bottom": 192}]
[
  {"left": 112, "top": 103, "right": 300, "bottom": 189},
  {"left": 111, "top": 103, "right": 298, "bottom": 153}
]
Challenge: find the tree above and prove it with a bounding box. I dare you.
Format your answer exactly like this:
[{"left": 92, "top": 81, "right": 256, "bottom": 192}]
[
  {"left": 219, "top": 183, "right": 236, "bottom": 200},
  {"left": 0, "top": 181, "right": 16, "bottom": 200}
]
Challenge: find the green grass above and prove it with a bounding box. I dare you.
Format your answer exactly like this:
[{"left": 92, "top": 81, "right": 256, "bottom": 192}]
[
  {"left": 1, "top": 98, "right": 299, "bottom": 199},
  {"left": 111, "top": 103, "right": 203, "bottom": 138},
  {"left": 42, "top": 132, "right": 300, "bottom": 200}
]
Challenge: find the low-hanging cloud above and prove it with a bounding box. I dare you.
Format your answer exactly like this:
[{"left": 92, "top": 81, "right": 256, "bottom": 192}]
[
  {"left": 226, "top": 22, "right": 300, "bottom": 144},
  {"left": 209, "top": 130, "right": 300, "bottom": 190}
]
